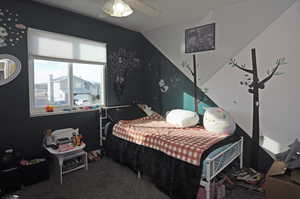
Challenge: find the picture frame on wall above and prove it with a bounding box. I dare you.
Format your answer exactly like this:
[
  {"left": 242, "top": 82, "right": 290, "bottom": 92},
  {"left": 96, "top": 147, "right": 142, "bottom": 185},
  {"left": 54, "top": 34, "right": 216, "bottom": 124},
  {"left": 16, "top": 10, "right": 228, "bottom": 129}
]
[{"left": 185, "top": 23, "right": 216, "bottom": 53}]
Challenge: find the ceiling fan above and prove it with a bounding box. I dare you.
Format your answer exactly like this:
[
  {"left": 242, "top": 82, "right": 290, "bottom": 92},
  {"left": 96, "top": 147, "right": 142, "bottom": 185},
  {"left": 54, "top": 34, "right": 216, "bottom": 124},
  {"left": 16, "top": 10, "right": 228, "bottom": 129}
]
[{"left": 102, "top": 0, "right": 160, "bottom": 18}]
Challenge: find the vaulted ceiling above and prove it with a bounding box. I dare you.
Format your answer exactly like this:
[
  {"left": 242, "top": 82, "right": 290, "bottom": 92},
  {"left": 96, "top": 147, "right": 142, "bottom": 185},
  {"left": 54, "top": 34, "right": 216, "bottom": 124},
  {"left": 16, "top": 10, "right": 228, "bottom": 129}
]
[{"left": 33, "top": 0, "right": 249, "bottom": 32}]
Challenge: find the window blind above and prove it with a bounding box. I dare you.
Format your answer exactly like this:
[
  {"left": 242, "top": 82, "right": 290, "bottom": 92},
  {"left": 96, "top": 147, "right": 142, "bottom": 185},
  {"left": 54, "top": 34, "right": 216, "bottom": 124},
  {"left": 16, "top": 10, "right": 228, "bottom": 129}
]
[{"left": 28, "top": 28, "right": 107, "bottom": 63}]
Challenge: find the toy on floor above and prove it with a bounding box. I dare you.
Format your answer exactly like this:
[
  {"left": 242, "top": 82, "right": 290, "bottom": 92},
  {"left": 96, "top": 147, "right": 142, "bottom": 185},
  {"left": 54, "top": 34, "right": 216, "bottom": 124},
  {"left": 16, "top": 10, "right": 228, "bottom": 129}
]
[
  {"left": 232, "top": 168, "right": 265, "bottom": 192},
  {"left": 87, "top": 150, "right": 101, "bottom": 162},
  {"left": 234, "top": 168, "right": 263, "bottom": 184}
]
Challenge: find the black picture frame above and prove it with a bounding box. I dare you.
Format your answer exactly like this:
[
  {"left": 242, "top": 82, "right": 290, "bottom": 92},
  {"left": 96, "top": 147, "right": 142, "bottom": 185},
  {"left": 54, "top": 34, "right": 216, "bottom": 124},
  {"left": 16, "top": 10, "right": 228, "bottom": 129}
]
[{"left": 185, "top": 23, "right": 216, "bottom": 54}]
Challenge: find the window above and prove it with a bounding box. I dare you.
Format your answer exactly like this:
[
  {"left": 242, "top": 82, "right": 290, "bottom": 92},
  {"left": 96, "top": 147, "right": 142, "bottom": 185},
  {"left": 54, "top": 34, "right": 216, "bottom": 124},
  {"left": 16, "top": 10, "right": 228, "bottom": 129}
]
[{"left": 28, "top": 28, "right": 106, "bottom": 116}]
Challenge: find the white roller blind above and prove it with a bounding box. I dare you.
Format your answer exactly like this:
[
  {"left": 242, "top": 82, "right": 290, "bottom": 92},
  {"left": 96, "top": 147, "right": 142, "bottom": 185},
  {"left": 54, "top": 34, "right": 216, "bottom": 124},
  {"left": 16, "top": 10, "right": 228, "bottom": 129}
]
[{"left": 28, "top": 28, "right": 107, "bottom": 63}]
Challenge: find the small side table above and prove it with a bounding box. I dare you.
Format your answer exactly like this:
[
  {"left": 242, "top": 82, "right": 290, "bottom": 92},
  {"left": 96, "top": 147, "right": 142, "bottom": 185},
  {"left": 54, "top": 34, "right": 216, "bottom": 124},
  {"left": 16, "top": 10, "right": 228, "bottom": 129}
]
[{"left": 45, "top": 143, "right": 88, "bottom": 184}]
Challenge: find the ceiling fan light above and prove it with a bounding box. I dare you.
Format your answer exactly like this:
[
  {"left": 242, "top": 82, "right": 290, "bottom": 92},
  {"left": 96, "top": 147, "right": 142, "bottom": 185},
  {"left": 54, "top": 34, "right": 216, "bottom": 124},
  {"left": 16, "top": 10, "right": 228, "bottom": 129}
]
[{"left": 103, "top": 0, "right": 133, "bottom": 17}]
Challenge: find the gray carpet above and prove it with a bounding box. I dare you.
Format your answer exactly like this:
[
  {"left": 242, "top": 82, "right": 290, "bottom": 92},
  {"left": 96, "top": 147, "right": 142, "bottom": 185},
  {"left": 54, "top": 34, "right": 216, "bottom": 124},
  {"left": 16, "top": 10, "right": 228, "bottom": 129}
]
[{"left": 12, "top": 157, "right": 264, "bottom": 199}]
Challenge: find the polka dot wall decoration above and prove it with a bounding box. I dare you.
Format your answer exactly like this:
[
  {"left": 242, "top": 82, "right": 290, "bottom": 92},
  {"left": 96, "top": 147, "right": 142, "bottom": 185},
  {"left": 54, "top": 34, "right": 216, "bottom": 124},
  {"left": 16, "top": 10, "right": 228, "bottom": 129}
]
[{"left": 0, "top": 8, "right": 26, "bottom": 48}]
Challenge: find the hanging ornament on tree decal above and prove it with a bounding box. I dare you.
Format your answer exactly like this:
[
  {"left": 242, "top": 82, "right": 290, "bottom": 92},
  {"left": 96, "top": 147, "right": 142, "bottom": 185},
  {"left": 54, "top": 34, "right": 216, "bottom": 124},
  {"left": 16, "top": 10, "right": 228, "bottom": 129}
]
[{"left": 0, "top": 8, "right": 26, "bottom": 48}]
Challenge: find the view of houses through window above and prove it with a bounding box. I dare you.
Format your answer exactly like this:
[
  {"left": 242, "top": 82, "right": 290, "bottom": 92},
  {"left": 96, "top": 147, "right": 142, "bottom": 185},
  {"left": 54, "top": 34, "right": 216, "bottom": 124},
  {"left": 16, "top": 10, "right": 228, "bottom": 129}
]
[
  {"left": 73, "top": 63, "right": 102, "bottom": 106},
  {"left": 33, "top": 59, "right": 104, "bottom": 108}
]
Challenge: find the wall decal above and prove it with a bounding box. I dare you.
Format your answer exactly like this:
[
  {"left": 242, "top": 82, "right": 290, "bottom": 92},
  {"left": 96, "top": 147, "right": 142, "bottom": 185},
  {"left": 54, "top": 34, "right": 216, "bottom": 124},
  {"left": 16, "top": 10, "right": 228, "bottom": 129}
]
[
  {"left": 229, "top": 48, "right": 287, "bottom": 167},
  {"left": 158, "top": 79, "right": 169, "bottom": 93},
  {"left": 109, "top": 48, "right": 141, "bottom": 101},
  {"left": 158, "top": 75, "right": 182, "bottom": 94},
  {"left": 181, "top": 59, "right": 203, "bottom": 110},
  {"left": 0, "top": 8, "right": 26, "bottom": 47}
]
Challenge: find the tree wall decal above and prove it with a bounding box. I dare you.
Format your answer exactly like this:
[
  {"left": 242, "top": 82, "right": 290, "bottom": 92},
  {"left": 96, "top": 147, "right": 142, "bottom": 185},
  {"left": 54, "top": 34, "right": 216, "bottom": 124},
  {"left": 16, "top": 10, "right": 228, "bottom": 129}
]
[
  {"left": 182, "top": 58, "right": 201, "bottom": 113},
  {"left": 229, "top": 48, "right": 287, "bottom": 167},
  {"left": 182, "top": 59, "right": 214, "bottom": 113}
]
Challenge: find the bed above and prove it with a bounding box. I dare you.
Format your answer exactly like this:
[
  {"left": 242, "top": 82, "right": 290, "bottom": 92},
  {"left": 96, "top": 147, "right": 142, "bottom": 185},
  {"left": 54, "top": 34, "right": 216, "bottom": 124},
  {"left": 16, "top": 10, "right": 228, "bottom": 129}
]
[{"left": 103, "top": 106, "right": 243, "bottom": 199}]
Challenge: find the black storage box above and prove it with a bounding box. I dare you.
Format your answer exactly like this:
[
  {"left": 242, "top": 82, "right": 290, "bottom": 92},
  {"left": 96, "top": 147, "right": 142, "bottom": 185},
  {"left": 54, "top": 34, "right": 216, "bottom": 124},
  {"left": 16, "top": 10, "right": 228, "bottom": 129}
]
[
  {"left": 21, "top": 159, "right": 49, "bottom": 186},
  {"left": 0, "top": 167, "right": 22, "bottom": 195}
]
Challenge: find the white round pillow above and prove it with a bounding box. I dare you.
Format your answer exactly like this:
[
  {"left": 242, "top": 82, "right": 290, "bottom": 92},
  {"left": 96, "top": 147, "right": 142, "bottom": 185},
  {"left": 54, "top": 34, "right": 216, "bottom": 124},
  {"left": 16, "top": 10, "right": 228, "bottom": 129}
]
[
  {"left": 166, "top": 109, "right": 199, "bottom": 128},
  {"left": 203, "top": 107, "right": 236, "bottom": 135}
]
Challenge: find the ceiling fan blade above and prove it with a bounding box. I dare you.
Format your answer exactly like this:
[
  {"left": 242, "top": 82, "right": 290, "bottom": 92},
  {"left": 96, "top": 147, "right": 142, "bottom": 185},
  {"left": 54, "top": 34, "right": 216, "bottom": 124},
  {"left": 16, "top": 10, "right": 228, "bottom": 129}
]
[{"left": 123, "top": 0, "right": 160, "bottom": 16}]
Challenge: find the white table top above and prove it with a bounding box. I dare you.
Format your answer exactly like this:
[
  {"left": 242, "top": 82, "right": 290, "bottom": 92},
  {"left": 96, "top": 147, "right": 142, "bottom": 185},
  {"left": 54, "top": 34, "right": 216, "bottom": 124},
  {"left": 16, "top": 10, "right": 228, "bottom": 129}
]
[{"left": 45, "top": 143, "right": 86, "bottom": 155}]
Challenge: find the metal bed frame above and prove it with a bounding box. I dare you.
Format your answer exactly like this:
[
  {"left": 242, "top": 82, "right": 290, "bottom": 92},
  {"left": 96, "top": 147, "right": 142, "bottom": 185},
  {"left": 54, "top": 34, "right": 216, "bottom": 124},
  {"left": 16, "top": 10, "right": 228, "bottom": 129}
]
[{"left": 200, "top": 136, "right": 244, "bottom": 199}]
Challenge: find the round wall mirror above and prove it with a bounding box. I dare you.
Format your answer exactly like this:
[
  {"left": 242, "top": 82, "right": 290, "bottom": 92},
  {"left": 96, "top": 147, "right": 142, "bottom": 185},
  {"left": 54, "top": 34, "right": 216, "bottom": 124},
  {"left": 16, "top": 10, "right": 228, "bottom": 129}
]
[{"left": 0, "top": 54, "right": 21, "bottom": 86}]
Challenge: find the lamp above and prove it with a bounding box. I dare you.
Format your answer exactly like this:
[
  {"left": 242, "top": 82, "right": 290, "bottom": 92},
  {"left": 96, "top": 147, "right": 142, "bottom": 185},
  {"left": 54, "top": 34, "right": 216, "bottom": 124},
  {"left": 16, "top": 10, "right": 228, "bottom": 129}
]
[{"left": 103, "top": 0, "right": 134, "bottom": 17}]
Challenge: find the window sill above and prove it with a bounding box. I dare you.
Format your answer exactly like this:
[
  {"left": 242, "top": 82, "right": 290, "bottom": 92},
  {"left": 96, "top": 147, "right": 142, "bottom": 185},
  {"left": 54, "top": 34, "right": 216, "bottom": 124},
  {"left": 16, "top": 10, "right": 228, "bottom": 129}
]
[{"left": 30, "top": 108, "right": 100, "bottom": 117}]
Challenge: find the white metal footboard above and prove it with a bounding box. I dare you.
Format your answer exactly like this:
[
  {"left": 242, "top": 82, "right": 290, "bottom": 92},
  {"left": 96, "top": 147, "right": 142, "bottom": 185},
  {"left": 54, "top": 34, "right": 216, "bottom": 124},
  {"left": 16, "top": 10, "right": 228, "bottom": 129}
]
[{"left": 200, "top": 137, "right": 244, "bottom": 199}]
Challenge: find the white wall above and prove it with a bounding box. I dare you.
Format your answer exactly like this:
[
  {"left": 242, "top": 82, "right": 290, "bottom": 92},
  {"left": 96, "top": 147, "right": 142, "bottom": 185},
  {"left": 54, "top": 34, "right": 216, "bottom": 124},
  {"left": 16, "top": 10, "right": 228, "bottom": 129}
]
[
  {"left": 203, "top": 1, "right": 300, "bottom": 154},
  {"left": 143, "top": 0, "right": 296, "bottom": 86}
]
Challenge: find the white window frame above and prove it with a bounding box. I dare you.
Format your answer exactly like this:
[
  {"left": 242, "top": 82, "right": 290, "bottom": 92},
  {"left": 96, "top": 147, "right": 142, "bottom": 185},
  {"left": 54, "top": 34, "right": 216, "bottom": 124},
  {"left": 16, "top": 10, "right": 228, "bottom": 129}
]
[{"left": 28, "top": 55, "right": 106, "bottom": 117}]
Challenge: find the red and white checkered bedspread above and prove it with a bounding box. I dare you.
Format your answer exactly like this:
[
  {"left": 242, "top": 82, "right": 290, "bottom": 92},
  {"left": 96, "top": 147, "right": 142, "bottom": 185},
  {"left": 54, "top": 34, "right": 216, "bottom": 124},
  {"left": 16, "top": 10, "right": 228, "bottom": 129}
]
[{"left": 112, "top": 113, "right": 229, "bottom": 166}]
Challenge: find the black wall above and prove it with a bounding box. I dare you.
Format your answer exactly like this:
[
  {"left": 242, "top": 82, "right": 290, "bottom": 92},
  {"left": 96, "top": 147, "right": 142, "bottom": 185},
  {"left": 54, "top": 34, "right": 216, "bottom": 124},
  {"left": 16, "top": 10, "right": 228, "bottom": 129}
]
[
  {"left": 1, "top": 0, "right": 273, "bottom": 172},
  {"left": 0, "top": 0, "right": 145, "bottom": 157}
]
